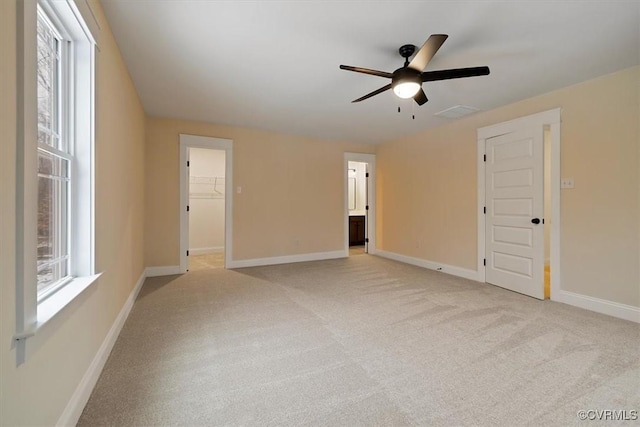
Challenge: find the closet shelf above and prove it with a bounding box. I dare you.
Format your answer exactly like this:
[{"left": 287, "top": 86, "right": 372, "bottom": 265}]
[
  {"left": 189, "top": 175, "right": 225, "bottom": 199},
  {"left": 189, "top": 193, "right": 224, "bottom": 200}
]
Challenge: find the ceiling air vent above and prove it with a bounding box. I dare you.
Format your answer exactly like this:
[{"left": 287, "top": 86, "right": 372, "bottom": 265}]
[{"left": 434, "top": 105, "right": 480, "bottom": 119}]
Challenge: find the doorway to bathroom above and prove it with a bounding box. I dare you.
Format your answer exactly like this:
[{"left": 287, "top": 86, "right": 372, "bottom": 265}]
[{"left": 344, "top": 153, "right": 376, "bottom": 257}]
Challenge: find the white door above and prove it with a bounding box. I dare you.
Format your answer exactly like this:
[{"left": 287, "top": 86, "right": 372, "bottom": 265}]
[{"left": 485, "top": 127, "right": 544, "bottom": 299}]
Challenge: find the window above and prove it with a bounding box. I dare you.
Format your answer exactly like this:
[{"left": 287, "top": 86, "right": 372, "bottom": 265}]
[
  {"left": 36, "top": 8, "right": 72, "bottom": 299},
  {"left": 15, "top": 0, "right": 99, "bottom": 346}
]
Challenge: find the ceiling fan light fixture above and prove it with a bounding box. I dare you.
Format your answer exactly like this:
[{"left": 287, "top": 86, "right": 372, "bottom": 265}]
[
  {"left": 391, "top": 67, "right": 422, "bottom": 99},
  {"left": 393, "top": 80, "right": 421, "bottom": 99}
]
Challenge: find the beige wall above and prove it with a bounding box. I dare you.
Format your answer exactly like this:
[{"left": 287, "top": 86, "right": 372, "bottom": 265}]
[
  {"left": 0, "top": 1, "right": 146, "bottom": 425},
  {"left": 145, "top": 118, "right": 376, "bottom": 265},
  {"left": 378, "top": 67, "right": 640, "bottom": 307}
]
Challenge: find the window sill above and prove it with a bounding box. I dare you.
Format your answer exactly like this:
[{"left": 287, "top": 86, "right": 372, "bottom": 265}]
[
  {"left": 38, "top": 272, "right": 102, "bottom": 326},
  {"left": 13, "top": 273, "right": 102, "bottom": 341}
]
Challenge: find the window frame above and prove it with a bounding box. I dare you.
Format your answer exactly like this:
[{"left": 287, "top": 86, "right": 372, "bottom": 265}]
[
  {"left": 36, "top": 5, "right": 74, "bottom": 301},
  {"left": 15, "top": 0, "right": 99, "bottom": 353}
]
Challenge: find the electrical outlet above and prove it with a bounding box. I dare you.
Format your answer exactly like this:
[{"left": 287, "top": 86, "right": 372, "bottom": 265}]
[{"left": 561, "top": 178, "right": 574, "bottom": 189}]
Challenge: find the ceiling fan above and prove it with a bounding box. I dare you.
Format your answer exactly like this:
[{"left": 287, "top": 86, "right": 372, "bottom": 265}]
[{"left": 339, "top": 34, "right": 490, "bottom": 105}]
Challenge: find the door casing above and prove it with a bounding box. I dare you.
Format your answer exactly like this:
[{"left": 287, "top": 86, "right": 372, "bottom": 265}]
[
  {"left": 179, "top": 134, "right": 233, "bottom": 273},
  {"left": 477, "top": 109, "right": 561, "bottom": 300}
]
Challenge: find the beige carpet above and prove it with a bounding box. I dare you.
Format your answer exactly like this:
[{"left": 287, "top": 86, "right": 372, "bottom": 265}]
[
  {"left": 189, "top": 252, "right": 224, "bottom": 271},
  {"left": 79, "top": 255, "right": 640, "bottom": 426}
]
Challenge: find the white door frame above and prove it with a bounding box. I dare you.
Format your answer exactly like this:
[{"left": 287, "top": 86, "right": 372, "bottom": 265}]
[
  {"left": 179, "top": 134, "right": 233, "bottom": 273},
  {"left": 344, "top": 153, "right": 376, "bottom": 256},
  {"left": 477, "top": 108, "right": 561, "bottom": 300}
]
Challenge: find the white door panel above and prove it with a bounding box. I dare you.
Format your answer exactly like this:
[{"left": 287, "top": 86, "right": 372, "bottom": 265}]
[{"left": 486, "top": 128, "right": 544, "bottom": 299}]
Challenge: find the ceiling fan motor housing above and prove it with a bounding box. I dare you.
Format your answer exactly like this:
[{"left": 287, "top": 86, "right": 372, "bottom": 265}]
[
  {"left": 392, "top": 67, "right": 422, "bottom": 97},
  {"left": 392, "top": 67, "right": 421, "bottom": 85}
]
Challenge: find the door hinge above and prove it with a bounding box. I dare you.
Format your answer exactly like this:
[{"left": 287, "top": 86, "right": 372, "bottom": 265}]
[
  {"left": 187, "top": 205, "right": 190, "bottom": 212},
  {"left": 187, "top": 250, "right": 189, "bottom": 256},
  {"left": 483, "top": 258, "right": 486, "bottom": 266},
  {"left": 365, "top": 205, "right": 369, "bottom": 210},
  {"left": 365, "top": 238, "right": 369, "bottom": 243},
  {"left": 187, "top": 161, "right": 190, "bottom": 167},
  {"left": 542, "top": 218, "right": 545, "bottom": 224},
  {"left": 366, "top": 172, "right": 369, "bottom": 178},
  {"left": 483, "top": 154, "right": 486, "bottom": 162},
  {"left": 483, "top": 206, "right": 486, "bottom": 214}
]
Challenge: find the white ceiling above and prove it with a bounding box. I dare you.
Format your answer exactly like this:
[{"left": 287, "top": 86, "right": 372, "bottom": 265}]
[{"left": 101, "top": 1, "right": 640, "bottom": 144}]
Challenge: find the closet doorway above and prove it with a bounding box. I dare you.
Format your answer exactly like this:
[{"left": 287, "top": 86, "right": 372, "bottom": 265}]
[
  {"left": 344, "top": 153, "right": 376, "bottom": 256},
  {"left": 179, "top": 134, "right": 233, "bottom": 273},
  {"left": 188, "top": 148, "right": 226, "bottom": 270}
]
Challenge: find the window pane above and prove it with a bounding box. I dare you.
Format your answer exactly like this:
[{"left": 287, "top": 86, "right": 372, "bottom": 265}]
[
  {"left": 37, "top": 12, "right": 60, "bottom": 151},
  {"left": 37, "top": 150, "right": 70, "bottom": 295}
]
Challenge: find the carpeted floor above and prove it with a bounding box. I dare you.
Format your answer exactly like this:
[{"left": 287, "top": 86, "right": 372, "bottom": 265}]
[
  {"left": 189, "top": 252, "right": 225, "bottom": 271},
  {"left": 79, "top": 255, "right": 640, "bottom": 426}
]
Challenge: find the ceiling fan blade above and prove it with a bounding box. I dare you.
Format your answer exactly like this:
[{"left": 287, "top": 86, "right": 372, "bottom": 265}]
[
  {"left": 408, "top": 34, "right": 448, "bottom": 71},
  {"left": 421, "top": 66, "right": 490, "bottom": 82},
  {"left": 340, "top": 65, "right": 393, "bottom": 79},
  {"left": 413, "top": 88, "right": 428, "bottom": 106},
  {"left": 352, "top": 84, "right": 392, "bottom": 103}
]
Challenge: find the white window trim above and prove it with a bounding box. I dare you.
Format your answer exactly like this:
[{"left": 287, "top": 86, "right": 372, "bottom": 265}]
[
  {"left": 14, "top": 0, "right": 99, "bottom": 357},
  {"left": 36, "top": 7, "right": 73, "bottom": 298}
]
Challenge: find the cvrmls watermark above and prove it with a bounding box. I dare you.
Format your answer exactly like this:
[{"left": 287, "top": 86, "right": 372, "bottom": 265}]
[{"left": 577, "top": 410, "right": 638, "bottom": 421}]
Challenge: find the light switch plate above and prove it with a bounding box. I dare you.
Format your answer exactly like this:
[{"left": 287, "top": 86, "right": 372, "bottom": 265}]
[{"left": 561, "top": 178, "right": 575, "bottom": 189}]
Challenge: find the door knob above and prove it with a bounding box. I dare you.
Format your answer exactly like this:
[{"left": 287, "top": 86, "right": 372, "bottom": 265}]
[{"left": 531, "top": 218, "right": 541, "bottom": 224}]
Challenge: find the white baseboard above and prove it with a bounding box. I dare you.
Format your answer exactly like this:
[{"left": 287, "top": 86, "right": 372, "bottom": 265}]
[
  {"left": 227, "top": 250, "right": 346, "bottom": 269},
  {"left": 190, "top": 246, "right": 224, "bottom": 256},
  {"left": 57, "top": 269, "right": 146, "bottom": 426},
  {"left": 375, "top": 250, "right": 481, "bottom": 282},
  {"left": 145, "top": 265, "right": 181, "bottom": 277},
  {"left": 554, "top": 290, "right": 640, "bottom": 323}
]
